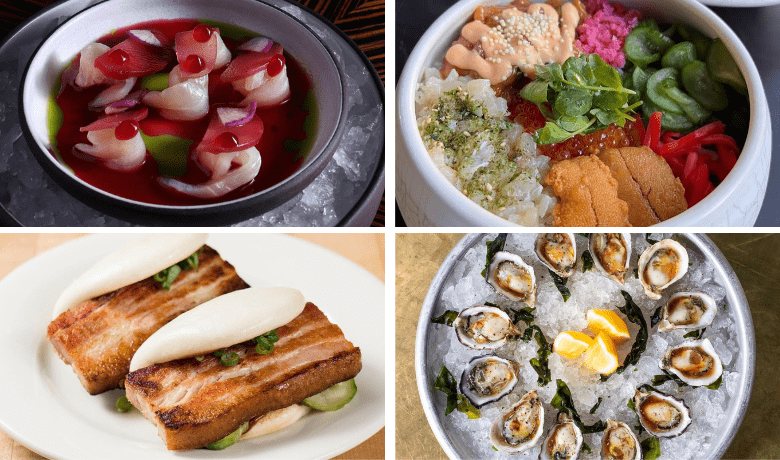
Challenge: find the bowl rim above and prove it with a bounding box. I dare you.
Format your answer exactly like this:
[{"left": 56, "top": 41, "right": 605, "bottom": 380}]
[
  {"left": 18, "top": 0, "right": 348, "bottom": 215},
  {"left": 414, "top": 232, "right": 756, "bottom": 460},
  {"left": 397, "top": 0, "right": 770, "bottom": 227}
]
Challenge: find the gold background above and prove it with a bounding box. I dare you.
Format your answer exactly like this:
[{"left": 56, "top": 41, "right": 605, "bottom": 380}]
[
  {"left": 0, "top": 233, "right": 384, "bottom": 460},
  {"left": 396, "top": 233, "right": 779, "bottom": 460}
]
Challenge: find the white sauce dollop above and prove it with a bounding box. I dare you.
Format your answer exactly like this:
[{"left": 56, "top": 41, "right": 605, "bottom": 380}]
[
  {"left": 129, "top": 286, "right": 306, "bottom": 372},
  {"left": 52, "top": 233, "right": 208, "bottom": 319}
]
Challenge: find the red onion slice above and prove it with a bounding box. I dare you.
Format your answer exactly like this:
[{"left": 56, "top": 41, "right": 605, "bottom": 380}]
[
  {"left": 217, "top": 101, "right": 257, "bottom": 127},
  {"left": 105, "top": 89, "right": 149, "bottom": 114},
  {"left": 80, "top": 107, "right": 148, "bottom": 132},
  {"left": 127, "top": 29, "right": 164, "bottom": 47},
  {"left": 238, "top": 37, "right": 273, "bottom": 53}
]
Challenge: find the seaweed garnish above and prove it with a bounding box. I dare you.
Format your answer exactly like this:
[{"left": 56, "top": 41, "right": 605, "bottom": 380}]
[{"left": 482, "top": 233, "right": 508, "bottom": 278}]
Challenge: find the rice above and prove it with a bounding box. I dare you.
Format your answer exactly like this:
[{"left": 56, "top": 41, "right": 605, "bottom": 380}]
[
  {"left": 416, "top": 69, "right": 556, "bottom": 226},
  {"left": 431, "top": 233, "right": 740, "bottom": 460}
]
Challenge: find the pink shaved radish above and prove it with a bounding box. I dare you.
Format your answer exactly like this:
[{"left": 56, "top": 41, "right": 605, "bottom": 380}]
[
  {"left": 94, "top": 38, "right": 173, "bottom": 79},
  {"left": 80, "top": 107, "right": 148, "bottom": 132},
  {"left": 219, "top": 43, "right": 283, "bottom": 82},
  {"left": 217, "top": 101, "right": 257, "bottom": 127},
  {"left": 175, "top": 27, "right": 218, "bottom": 79},
  {"left": 238, "top": 37, "right": 273, "bottom": 53}
]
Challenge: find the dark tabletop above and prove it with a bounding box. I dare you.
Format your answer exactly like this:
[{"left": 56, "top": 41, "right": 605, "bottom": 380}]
[
  {"left": 0, "top": 0, "right": 386, "bottom": 227},
  {"left": 395, "top": 1, "right": 780, "bottom": 227}
]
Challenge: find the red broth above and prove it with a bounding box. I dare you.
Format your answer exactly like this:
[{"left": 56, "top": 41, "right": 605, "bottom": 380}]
[{"left": 51, "top": 19, "right": 312, "bottom": 206}]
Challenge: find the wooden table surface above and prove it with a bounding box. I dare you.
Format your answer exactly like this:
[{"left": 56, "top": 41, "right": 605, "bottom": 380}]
[
  {"left": 396, "top": 233, "right": 780, "bottom": 460},
  {"left": 0, "top": 233, "right": 385, "bottom": 459},
  {"left": 0, "top": 0, "right": 385, "bottom": 227}
]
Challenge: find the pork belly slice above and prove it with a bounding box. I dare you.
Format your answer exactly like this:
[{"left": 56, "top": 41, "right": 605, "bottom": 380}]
[
  {"left": 46, "top": 245, "right": 249, "bottom": 395},
  {"left": 125, "top": 302, "right": 362, "bottom": 451}
]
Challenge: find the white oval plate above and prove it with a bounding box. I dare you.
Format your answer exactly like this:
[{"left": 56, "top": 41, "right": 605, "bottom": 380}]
[{"left": 0, "top": 233, "right": 385, "bottom": 460}]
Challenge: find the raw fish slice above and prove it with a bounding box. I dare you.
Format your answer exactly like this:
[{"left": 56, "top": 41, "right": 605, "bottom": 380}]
[
  {"left": 142, "top": 66, "right": 209, "bottom": 121},
  {"left": 214, "top": 34, "right": 232, "bottom": 69},
  {"left": 75, "top": 43, "right": 113, "bottom": 88},
  {"left": 175, "top": 26, "right": 218, "bottom": 79},
  {"left": 74, "top": 128, "right": 146, "bottom": 171},
  {"left": 242, "top": 64, "right": 291, "bottom": 108},
  {"left": 219, "top": 43, "right": 283, "bottom": 82},
  {"left": 89, "top": 77, "right": 137, "bottom": 108},
  {"left": 159, "top": 147, "right": 261, "bottom": 198},
  {"left": 95, "top": 38, "right": 174, "bottom": 79},
  {"left": 196, "top": 106, "right": 264, "bottom": 153},
  {"left": 198, "top": 148, "right": 239, "bottom": 180}
]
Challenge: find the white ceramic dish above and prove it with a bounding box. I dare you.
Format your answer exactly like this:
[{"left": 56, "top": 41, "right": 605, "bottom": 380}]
[
  {"left": 20, "top": 0, "right": 348, "bottom": 223},
  {"left": 698, "top": 0, "right": 780, "bottom": 6},
  {"left": 0, "top": 233, "right": 385, "bottom": 459},
  {"left": 396, "top": 0, "right": 772, "bottom": 227}
]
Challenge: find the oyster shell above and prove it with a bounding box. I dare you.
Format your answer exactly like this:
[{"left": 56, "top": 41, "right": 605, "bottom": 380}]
[
  {"left": 490, "top": 390, "right": 544, "bottom": 453},
  {"left": 660, "top": 338, "right": 723, "bottom": 386},
  {"left": 638, "top": 239, "right": 688, "bottom": 300},
  {"left": 486, "top": 251, "right": 536, "bottom": 306},
  {"left": 459, "top": 355, "right": 519, "bottom": 408},
  {"left": 539, "top": 413, "right": 582, "bottom": 460},
  {"left": 536, "top": 233, "right": 577, "bottom": 278},
  {"left": 658, "top": 292, "right": 717, "bottom": 332},
  {"left": 452, "top": 305, "right": 518, "bottom": 350},
  {"left": 589, "top": 233, "right": 632, "bottom": 284},
  {"left": 634, "top": 389, "right": 692, "bottom": 438},
  {"left": 601, "top": 419, "right": 642, "bottom": 460}
]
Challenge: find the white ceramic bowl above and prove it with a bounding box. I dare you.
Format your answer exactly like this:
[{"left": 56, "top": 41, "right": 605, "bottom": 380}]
[
  {"left": 397, "top": 0, "right": 772, "bottom": 227},
  {"left": 20, "top": 0, "right": 347, "bottom": 225}
]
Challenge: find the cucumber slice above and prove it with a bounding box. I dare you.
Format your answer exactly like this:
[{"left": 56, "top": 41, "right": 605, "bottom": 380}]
[
  {"left": 643, "top": 100, "right": 695, "bottom": 132},
  {"left": 646, "top": 68, "right": 684, "bottom": 114},
  {"left": 707, "top": 38, "right": 747, "bottom": 95},
  {"left": 662, "top": 42, "right": 697, "bottom": 70},
  {"left": 303, "top": 379, "right": 357, "bottom": 411},
  {"left": 681, "top": 61, "right": 728, "bottom": 111}
]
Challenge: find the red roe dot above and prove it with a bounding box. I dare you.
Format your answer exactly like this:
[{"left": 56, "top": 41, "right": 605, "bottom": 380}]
[
  {"left": 267, "top": 55, "right": 285, "bottom": 77},
  {"left": 215, "top": 132, "right": 239, "bottom": 150},
  {"left": 182, "top": 54, "right": 205, "bottom": 73},
  {"left": 114, "top": 120, "right": 139, "bottom": 141},
  {"left": 109, "top": 49, "right": 129, "bottom": 65},
  {"left": 193, "top": 24, "right": 213, "bottom": 43}
]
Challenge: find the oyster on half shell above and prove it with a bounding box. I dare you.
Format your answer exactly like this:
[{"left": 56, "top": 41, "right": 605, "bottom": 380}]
[
  {"left": 634, "top": 389, "right": 692, "bottom": 438},
  {"left": 536, "top": 233, "right": 577, "bottom": 278},
  {"left": 490, "top": 390, "right": 544, "bottom": 453},
  {"left": 452, "top": 305, "right": 519, "bottom": 350},
  {"left": 539, "top": 413, "right": 583, "bottom": 460},
  {"left": 660, "top": 338, "right": 723, "bottom": 386},
  {"left": 589, "top": 233, "right": 632, "bottom": 284},
  {"left": 601, "top": 419, "right": 642, "bottom": 460},
  {"left": 638, "top": 239, "right": 689, "bottom": 300},
  {"left": 459, "top": 355, "right": 519, "bottom": 408},
  {"left": 486, "top": 251, "right": 536, "bottom": 306},
  {"left": 658, "top": 292, "right": 717, "bottom": 331}
]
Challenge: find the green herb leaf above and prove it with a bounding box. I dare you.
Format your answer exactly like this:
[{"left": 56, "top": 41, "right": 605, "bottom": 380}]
[
  {"left": 641, "top": 437, "right": 662, "bottom": 460},
  {"left": 548, "top": 269, "right": 571, "bottom": 302},
  {"left": 521, "top": 326, "right": 552, "bottom": 386},
  {"left": 433, "top": 365, "right": 460, "bottom": 416},
  {"left": 519, "top": 80, "right": 550, "bottom": 104},
  {"left": 590, "top": 397, "right": 603, "bottom": 414},
  {"left": 581, "top": 442, "right": 592, "bottom": 454},
  {"left": 558, "top": 115, "right": 591, "bottom": 132},
  {"left": 482, "top": 234, "right": 508, "bottom": 278},
  {"left": 593, "top": 55, "right": 623, "bottom": 89},
  {"left": 581, "top": 250, "right": 594, "bottom": 272},
  {"left": 535, "top": 121, "right": 577, "bottom": 145},
  {"left": 555, "top": 88, "right": 593, "bottom": 117},
  {"left": 431, "top": 310, "right": 459, "bottom": 326},
  {"left": 512, "top": 307, "right": 536, "bottom": 326},
  {"left": 550, "top": 379, "right": 607, "bottom": 433},
  {"left": 706, "top": 375, "right": 723, "bottom": 390},
  {"left": 457, "top": 394, "right": 482, "bottom": 419}
]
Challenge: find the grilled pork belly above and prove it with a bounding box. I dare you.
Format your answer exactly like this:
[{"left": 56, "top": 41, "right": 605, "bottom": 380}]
[
  {"left": 47, "top": 245, "right": 248, "bottom": 395},
  {"left": 125, "top": 302, "right": 362, "bottom": 450}
]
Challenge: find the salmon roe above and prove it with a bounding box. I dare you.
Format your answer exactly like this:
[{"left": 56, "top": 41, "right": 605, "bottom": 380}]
[{"left": 538, "top": 124, "right": 636, "bottom": 160}]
